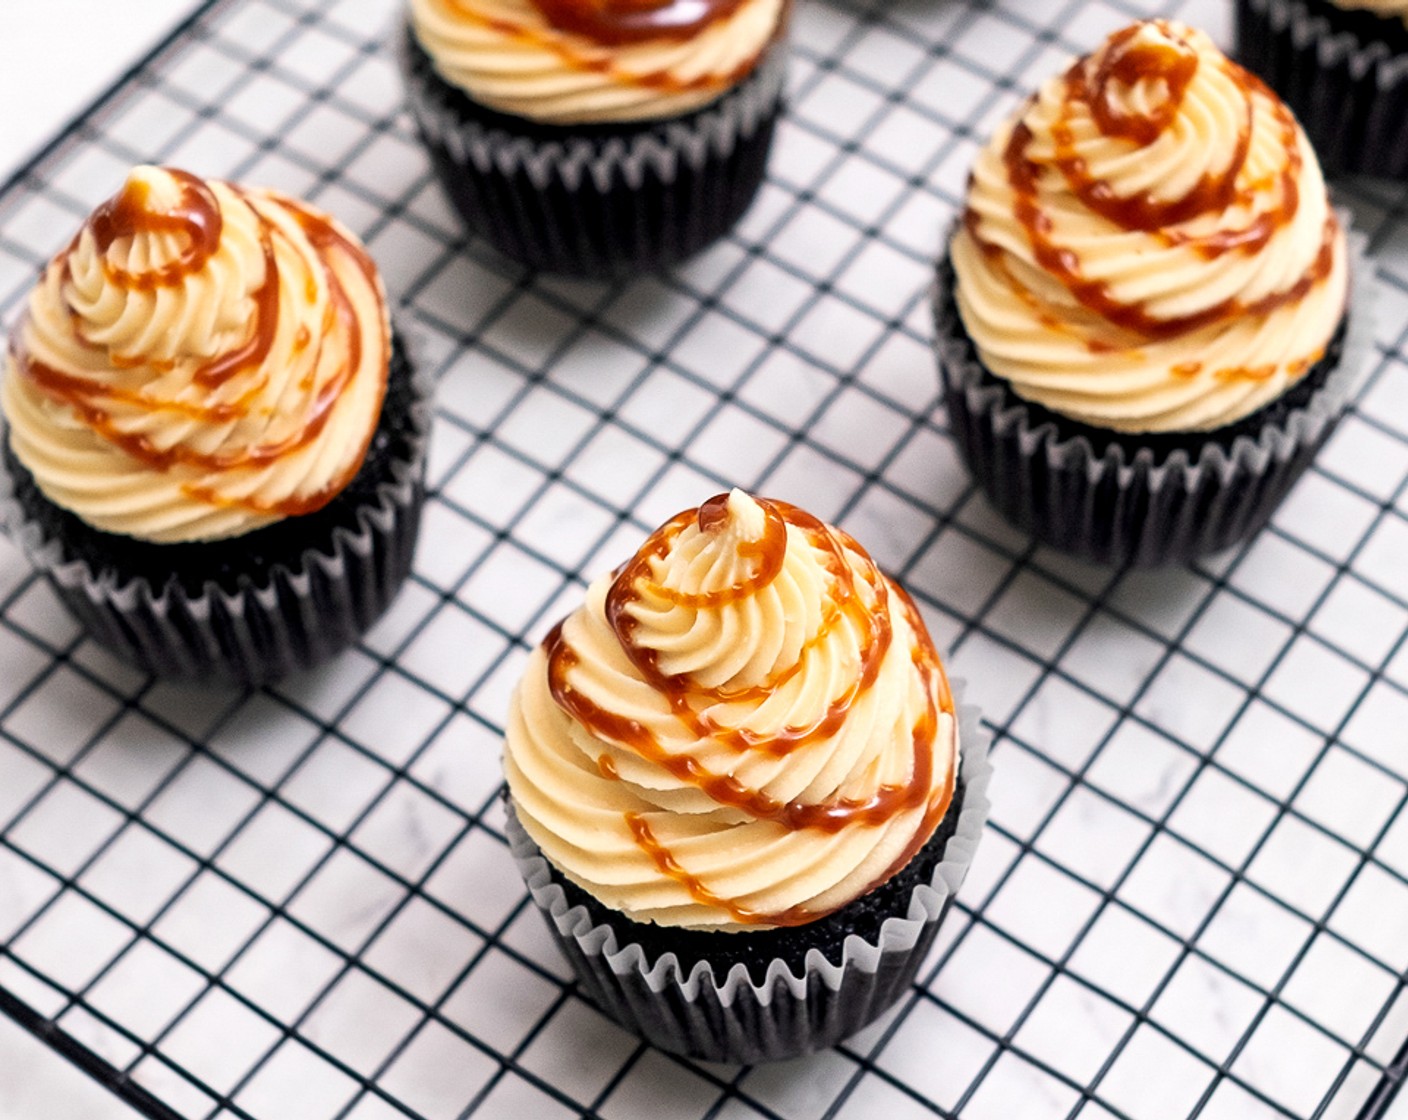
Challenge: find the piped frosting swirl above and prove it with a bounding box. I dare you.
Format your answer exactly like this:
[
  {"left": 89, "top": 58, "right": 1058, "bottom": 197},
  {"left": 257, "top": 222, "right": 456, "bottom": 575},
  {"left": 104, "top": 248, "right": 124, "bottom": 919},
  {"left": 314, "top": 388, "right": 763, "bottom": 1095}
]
[
  {"left": 409, "top": 0, "right": 787, "bottom": 124},
  {"left": 504, "top": 490, "right": 959, "bottom": 931},
  {"left": 952, "top": 21, "right": 1348, "bottom": 434},
  {"left": 2, "top": 166, "right": 389, "bottom": 543}
]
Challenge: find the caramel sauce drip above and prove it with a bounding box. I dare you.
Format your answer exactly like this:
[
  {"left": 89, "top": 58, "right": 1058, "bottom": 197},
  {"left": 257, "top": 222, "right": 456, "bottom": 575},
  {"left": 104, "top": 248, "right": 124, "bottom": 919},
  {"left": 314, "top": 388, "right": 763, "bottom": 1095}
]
[
  {"left": 88, "top": 168, "right": 222, "bottom": 290},
  {"left": 968, "top": 22, "right": 1336, "bottom": 372},
  {"left": 11, "top": 170, "right": 387, "bottom": 520},
  {"left": 445, "top": 0, "right": 769, "bottom": 94},
  {"left": 1051, "top": 47, "right": 1257, "bottom": 234},
  {"left": 182, "top": 196, "right": 387, "bottom": 518},
  {"left": 1088, "top": 22, "right": 1198, "bottom": 146},
  {"left": 545, "top": 495, "right": 956, "bottom": 926},
  {"left": 530, "top": 0, "right": 747, "bottom": 44},
  {"left": 602, "top": 498, "right": 892, "bottom": 755},
  {"left": 650, "top": 491, "right": 788, "bottom": 609}
]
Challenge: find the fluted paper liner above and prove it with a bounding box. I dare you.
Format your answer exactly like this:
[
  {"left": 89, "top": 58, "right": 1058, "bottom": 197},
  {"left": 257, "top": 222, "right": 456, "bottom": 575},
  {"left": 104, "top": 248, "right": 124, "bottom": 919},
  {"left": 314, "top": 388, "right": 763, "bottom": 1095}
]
[
  {"left": 933, "top": 219, "right": 1375, "bottom": 567},
  {"left": 1237, "top": 0, "right": 1408, "bottom": 179},
  {"left": 0, "top": 330, "right": 432, "bottom": 684},
  {"left": 400, "top": 23, "right": 786, "bottom": 277},
  {"left": 506, "top": 691, "right": 991, "bottom": 1064}
]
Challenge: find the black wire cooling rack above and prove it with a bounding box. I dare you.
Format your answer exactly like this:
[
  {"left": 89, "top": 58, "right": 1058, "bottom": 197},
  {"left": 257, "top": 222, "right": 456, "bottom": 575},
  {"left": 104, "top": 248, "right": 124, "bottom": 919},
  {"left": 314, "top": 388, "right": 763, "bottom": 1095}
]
[{"left": 2, "top": 0, "right": 1408, "bottom": 1117}]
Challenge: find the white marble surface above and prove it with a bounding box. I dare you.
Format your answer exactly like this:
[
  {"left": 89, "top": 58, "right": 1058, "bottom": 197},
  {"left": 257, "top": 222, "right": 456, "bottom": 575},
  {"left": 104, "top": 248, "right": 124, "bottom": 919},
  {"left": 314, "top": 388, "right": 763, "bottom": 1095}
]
[
  {"left": 0, "top": 0, "right": 1405, "bottom": 1118},
  {"left": 0, "top": 2, "right": 203, "bottom": 178},
  {"left": 0, "top": 1012, "right": 142, "bottom": 1120}
]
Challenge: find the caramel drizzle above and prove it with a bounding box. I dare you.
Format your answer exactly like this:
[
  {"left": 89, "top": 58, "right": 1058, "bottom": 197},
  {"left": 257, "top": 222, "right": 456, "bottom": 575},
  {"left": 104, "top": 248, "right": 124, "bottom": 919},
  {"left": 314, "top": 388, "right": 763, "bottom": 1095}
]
[
  {"left": 443, "top": 0, "right": 766, "bottom": 93},
  {"left": 967, "top": 21, "right": 1338, "bottom": 373},
  {"left": 88, "top": 168, "right": 222, "bottom": 290},
  {"left": 10, "top": 170, "right": 388, "bottom": 519},
  {"left": 545, "top": 494, "right": 956, "bottom": 926},
  {"left": 530, "top": 0, "right": 747, "bottom": 45},
  {"left": 1050, "top": 25, "right": 1261, "bottom": 236},
  {"left": 1087, "top": 24, "right": 1198, "bottom": 146}
]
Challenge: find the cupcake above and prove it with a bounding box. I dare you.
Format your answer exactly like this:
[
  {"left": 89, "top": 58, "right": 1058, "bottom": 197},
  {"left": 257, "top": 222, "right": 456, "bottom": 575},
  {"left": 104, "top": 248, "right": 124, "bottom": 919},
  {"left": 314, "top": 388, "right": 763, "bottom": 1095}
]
[
  {"left": 1237, "top": 0, "right": 1408, "bottom": 179},
  {"left": 503, "top": 489, "right": 990, "bottom": 1063},
  {"left": 935, "top": 20, "right": 1371, "bottom": 567},
  {"left": 0, "top": 166, "right": 430, "bottom": 683},
  {"left": 400, "top": 0, "right": 789, "bottom": 278}
]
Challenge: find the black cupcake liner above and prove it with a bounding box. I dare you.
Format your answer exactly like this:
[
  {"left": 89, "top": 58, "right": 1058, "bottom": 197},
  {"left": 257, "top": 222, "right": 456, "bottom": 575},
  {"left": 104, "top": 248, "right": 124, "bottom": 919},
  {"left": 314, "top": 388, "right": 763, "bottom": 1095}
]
[
  {"left": 1237, "top": 0, "right": 1408, "bottom": 179},
  {"left": 399, "top": 22, "right": 786, "bottom": 278},
  {"left": 0, "top": 330, "right": 432, "bottom": 684},
  {"left": 505, "top": 695, "right": 990, "bottom": 1064},
  {"left": 932, "top": 225, "right": 1374, "bottom": 568}
]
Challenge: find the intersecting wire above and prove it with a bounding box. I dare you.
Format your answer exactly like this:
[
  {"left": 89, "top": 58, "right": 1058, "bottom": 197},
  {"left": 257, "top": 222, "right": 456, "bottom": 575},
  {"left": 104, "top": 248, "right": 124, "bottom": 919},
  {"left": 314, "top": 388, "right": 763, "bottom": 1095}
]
[{"left": 0, "top": 0, "right": 1406, "bottom": 1118}]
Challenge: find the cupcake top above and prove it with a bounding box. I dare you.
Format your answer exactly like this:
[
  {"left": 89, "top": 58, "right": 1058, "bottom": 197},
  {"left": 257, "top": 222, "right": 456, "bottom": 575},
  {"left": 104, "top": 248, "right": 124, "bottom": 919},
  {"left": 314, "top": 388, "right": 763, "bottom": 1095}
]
[
  {"left": 504, "top": 490, "right": 960, "bottom": 932},
  {"left": 408, "top": 0, "right": 787, "bottom": 124},
  {"left": 2, "top": 166, "right": 390, "bottom": 544},
  {"left": 951, "top": 21, "right": 1349, "bottom": 435}
]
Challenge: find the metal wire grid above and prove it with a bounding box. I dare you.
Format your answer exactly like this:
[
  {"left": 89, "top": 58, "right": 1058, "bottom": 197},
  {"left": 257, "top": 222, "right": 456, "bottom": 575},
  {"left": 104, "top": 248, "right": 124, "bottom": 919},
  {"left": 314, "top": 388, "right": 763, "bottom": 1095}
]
[{"left": 0, "top": 0, "right": 1406, "bottom": 1117}]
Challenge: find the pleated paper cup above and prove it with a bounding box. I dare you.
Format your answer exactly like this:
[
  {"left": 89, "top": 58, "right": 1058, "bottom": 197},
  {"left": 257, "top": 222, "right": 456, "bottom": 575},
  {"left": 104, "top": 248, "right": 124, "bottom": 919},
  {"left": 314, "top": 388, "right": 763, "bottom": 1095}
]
[
  {"left": 505, "top": 693, "right": 991, "bottom": 1065},
  {"left": 1237, "top": 0, "right": 1408, "bottom": 180},
  {"left": 0, "top": 331, "right": 432, "bottom": 684},
  {"left": 932, "top": 221, "right": 1375, "bottom": 568},
  {"left": 399, "top": 22, "right": 787, "bottom": 279}
]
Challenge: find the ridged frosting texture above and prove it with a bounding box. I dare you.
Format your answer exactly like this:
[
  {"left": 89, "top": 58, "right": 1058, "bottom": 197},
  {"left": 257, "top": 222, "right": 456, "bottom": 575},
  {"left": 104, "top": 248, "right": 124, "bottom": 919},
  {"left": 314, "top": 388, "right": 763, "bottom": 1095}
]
[
  {"left": 409, "top": 0, "right": 785, "bottom": 124},
  {"left": 952, "top": 21, "right": 1348, "bottom": 434},
  {"left": 3, "top": 166, "right": 389, "bottom": 543},
  {"left": 504, "top": 490, "right": 960, "bottom": 932},
  {"left": 1329, "top": 0, "right": 1408, "bottom": 23}
]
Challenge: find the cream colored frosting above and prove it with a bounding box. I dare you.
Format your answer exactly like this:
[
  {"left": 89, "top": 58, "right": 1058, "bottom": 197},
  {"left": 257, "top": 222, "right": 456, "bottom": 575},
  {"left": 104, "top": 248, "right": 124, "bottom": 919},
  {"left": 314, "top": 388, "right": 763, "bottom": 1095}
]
[
  {"left": 953, "top": 21, "right": 1348, "bottom": 434},
  {"left": 503, "top": 490, "right": 960, "bottom": 932},
  {"left": 1329, "top": 0, "right": 1408, "bottom": 25},
  {"left": 409, "top": 0, "right": 786, "bottom": 124},
  {"left": 3, "top": 166, "right": 389, "bottom": 543}
]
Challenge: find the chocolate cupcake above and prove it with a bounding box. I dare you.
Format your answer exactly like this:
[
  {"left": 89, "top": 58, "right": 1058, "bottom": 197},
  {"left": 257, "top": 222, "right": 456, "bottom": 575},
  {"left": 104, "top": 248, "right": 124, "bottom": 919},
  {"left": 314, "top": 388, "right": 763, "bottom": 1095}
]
[
  {"left": 503, "top": 490, "right": 991, "bottom": 1063},
  {"left": 1237, "top": 0, "right": 1408, "bottom": 179},
  {"left": 400, "top": 0, "right": 789, "bottom": 278},
  {"left": 0, "top": 166, "right": 430, "bottom": 683},
  {"left": 935, "top": 21, "right": 1372, "bottom": 568}
]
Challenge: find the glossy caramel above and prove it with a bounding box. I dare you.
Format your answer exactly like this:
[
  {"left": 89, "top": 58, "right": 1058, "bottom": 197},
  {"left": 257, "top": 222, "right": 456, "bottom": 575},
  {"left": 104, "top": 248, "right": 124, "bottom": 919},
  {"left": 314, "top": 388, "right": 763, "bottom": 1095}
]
[
  {"left": 89, "top": 168, "right": 222, "bottom": 290},
  {"left": 531, "top": 0, "right": 747, "bottom": 44},
  {"left": 10, "top": 169, "right": 387, "bottom": 520},
  {"left": 441, "top": 0, "right": 772, "bottom": 95},
  {"left": 970, "top": 21, "right": 1338, "bottom": 365},
  {"left": 544, "top": 494, "right": 956, "bottom": 926}
]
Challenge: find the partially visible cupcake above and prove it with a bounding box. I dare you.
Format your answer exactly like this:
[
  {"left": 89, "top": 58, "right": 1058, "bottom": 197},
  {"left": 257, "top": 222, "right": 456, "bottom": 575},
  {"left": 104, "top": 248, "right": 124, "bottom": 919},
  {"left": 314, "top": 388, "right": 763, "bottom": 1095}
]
[
  {"left": 1237, "top": 0, "right": 1408, "bottom": 179},
  {"left": 503, "top": 489, "right": 990, "bottom": 1063},
  {"left": 0, "top": 166, "right": 430, "bottom": 682},
  {"left": 936, "top": 20, "right": 1371, "bottom": 567},
  {"left": 400, "top": 0, "right": 789, "bottom": 278}
]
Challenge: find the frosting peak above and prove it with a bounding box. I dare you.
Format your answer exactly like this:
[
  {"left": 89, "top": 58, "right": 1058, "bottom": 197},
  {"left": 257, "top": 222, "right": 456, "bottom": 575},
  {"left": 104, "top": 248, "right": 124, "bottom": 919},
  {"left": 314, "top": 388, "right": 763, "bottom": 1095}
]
[
  {"left": 952, "top": 21, "right": 1349, "bottom": 434},
  {"left": 1086, "top": 21, "right": 1199, "bottom": 145},
  {"left": 504, "top": 492, "right": 959, "bottom": 931},
  {"left": 88, "top": 167, "right": 223, "bottom": 294},
  {"left": 609, "top": 489, "right": 807, "bottom": 692},
  {"left": 68, "top": 168, "right": 261, "bottom": 370},
  {"left": 3, "top": 167, "right": 389, "bottom": 543}
]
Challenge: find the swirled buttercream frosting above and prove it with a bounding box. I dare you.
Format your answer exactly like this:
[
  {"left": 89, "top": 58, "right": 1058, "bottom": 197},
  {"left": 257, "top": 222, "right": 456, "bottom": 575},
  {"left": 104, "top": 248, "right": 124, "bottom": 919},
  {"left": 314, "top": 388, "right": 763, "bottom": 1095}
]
[
  {"left": 2, "top": 166, "right": 390, "bottom": 543},
  {"left": 952, "top": 21, "right": 1349, "bottom": 434},
  {"left": 1328, "top": 0, "right": 1408, "bottom": 25},
  {"left": 503, "top": 490, "right": 960, "bottom": 932},
  {"left": 409, "top": 0, "right": 787, "bottom": 124}
]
